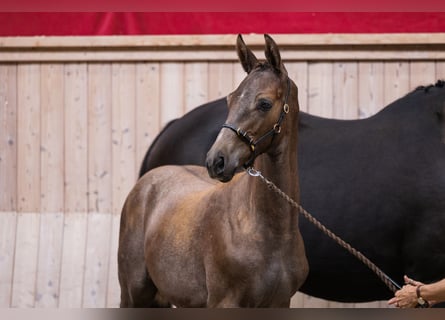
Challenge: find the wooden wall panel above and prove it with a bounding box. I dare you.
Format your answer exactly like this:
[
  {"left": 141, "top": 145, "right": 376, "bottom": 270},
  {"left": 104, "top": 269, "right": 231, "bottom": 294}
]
[
  {"left": 17, "top": 64, "right": 41, "bottom": 213},
  {"left": 35, "top": 212, "right": 64, "bottom": 307},
  {"left": 40, "top": 64, "right": 64, "bottom": 213},
  {"left": 11, "top": 212, "right": 40, "bottom": 307},
  {"left": 0, "top": 212, "right": 16, "bottom": 307},
  {"left": 436, "top": 62, "right": 445, "bottom": 79},
  {"left": 111, "top": 63, "right": 137, "bottom": 214},
  {"left": 58, "top": 213, "right": 87, "bottom": 308},
  {"left": 64, "top": 63, "right": 88, "bottom": 213},
  {"left": 135, "top": 63, "right": 161, "bottom": 174},
  {"left": 333, "top": 62, "right": 359, "bottom": 119},
  {"left": 106, "top": 214, "right": 121, "bottom": 308},
  {"left": 0, "top": 65, "right": 17, "bottom": 212},
  {"left": 410, "top": 62, "right": 436, "bottom": 89},
  {"left": 87, "top": 64, "right": 112, "bottom": 214},
  {"left": 358, "top": 62, "right": 385, "bottom": 119},
  {"left": 383, "top": 62, "right": 410, "bottom": 106},
  {"left": 82, "top": 213, "right": 112, "bottom": 307},
  {"left": 0, "top": 34, "right": 444, "bottom": 308},
  {"left": 0, "top": 65, "right": 17, "bottom": 307},
  {"left": 286, "top": 62, "right": 308, "bottom": 113},
  {"left": 185, "top": 62, "right": 209, "bottom": 112},
  {"left": 308, "top": 63, "right": 334, "bottom": 118},
  {"left": 208, "top": 62, "right": 234, "bottom": 101},
  {"left": 160, "top": 63, "right": 185, "bottom": 127}
]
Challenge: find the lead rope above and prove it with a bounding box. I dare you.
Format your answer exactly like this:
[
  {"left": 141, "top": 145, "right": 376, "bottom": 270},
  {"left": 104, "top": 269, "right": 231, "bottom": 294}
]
[{"left": 247, "top": 166, "right": 402, "bottom": 294}]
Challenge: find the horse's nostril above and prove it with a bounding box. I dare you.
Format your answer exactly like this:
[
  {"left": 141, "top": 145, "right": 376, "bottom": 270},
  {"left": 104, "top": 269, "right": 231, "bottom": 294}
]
[{"left": 215, "top": 156, "right": 225, "bottom": 175}]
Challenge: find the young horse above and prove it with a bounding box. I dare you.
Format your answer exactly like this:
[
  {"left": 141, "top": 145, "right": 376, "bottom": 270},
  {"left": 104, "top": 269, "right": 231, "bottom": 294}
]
[{"left": 118, "top": 34, "right": 308, "bottom": 307}]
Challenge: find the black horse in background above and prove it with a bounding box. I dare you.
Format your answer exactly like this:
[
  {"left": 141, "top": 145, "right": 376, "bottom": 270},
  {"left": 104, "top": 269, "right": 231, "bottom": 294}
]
[{"left": 139, "top": 80, "right": 445, "bottom": 303}]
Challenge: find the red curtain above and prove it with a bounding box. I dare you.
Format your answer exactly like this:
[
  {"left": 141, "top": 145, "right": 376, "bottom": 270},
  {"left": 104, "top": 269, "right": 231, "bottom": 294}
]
[{"left": 0, "top": 12, "right": 444, "bottom": 36}]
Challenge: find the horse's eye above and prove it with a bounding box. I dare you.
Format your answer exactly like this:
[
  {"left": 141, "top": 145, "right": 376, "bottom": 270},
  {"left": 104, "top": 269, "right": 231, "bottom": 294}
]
[{"left": 257, "top": 99, "right": 272, "bottom": 112}]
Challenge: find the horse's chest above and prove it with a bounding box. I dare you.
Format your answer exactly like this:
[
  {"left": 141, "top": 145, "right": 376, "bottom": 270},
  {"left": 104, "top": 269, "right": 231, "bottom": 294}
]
[{"left": 218, "top": 241, "right": 300, "bottom": 305}]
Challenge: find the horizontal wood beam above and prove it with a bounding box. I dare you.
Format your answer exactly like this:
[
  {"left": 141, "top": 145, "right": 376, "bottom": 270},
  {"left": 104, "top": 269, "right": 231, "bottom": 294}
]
[{"left": 1, "top": 34, "right": 445, "bottom": 62}]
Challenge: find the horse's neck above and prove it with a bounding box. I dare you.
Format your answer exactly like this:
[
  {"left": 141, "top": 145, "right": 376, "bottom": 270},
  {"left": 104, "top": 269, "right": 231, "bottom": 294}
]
[
  {"left": 255, "top": 137, "right": 299, "bottom": 199},
  {"left": 247, "top": 130, "right": 299, "bottom": 233}
]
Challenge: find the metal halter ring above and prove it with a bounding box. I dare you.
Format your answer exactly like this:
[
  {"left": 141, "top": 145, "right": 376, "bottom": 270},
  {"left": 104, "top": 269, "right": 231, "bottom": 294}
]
[
  {"left": 283, "top": 103, "right": 290, "bottom": 113},
  {"left": 273, "top": 124, "right": 281, "bottom": 133},
  {"left": 247, "top": 167, "right": 262, "bottom": 177}
]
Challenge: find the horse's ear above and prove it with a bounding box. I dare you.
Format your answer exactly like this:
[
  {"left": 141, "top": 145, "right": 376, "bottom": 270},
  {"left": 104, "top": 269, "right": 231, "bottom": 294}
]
[
  {"left": 264, "top": 34, "right": 287, "bottom": 75},
  {"left": 236, "top": 34, "right": 259, "bottom": 74}
]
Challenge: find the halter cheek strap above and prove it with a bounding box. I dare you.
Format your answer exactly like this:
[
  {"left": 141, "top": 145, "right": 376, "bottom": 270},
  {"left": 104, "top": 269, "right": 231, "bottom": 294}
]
[{"left": 222, "top": 77, "right": 291, "bottom": 167}]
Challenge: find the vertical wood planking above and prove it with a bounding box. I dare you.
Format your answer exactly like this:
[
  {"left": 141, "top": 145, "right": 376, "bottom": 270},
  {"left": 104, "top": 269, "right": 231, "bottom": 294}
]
[
  {"left": 290, "top": 292, "right": 304, "bottom": 308},
  {"left": 409, "top": 62, "right": 436, "bottom": 89},
  {"left": 0, "top": 212, "right": 16, "bottom": 307},
  {"left": 35, "top": 64, "right": 65, "bottom": 307},
  {"left": 308, "top": 62, "right": 334, "bottom": 118},
  {"left": 83, "top": 63, "right": 113, "bottom": 307},
  {"left": 111, "top": 63, "right": 136, "bottom": 214},
  {"left": 302, "top": 293, "right": 330, "bottom": 308},
  {"left": 59, "top": 63, "right": 88, "bottom": 308},
  {"left": 0, "top": 65, "right": 17, "bottom": 307},
  {"left": 160, "top": 63, "right": 185, "bottom": 127},
  {"left": 185, "top": 62, "right": 209, "bottom": 112},
  {"left": 39, "top": 65, "right": 65, "bottom": 309},
  {"left": 58, "top": 213, "right": 88, "bottom": 308},
  {"left": 232, "top": 61, "right": 246, "bottom": 91},
  {"left": 286, "top": 62, "right": 308, "bottom": 113},
  {"left": 64, "top": 63, "right": 88, "bottom": 213},
  {"left": 11, "top": 213, "right": 40, "bottom": 307},
  {"left": 436, "top": 61, "right": 445, "bottom": 80},
  {"left": 82, "top": 213, "right": 112, "bottom": 307},
  {"left": 135, "top": 63, "right": 161, "bottom": 173},
  {"left": 12, "top": 64, "right": 41, "bottom": 308},
  {"left": 87, "top": 63, "right": 112, "bottom": 214},
  {"left": 0, "top": 64, "right": 18, "bottom": 212},
  {"left": 333, "top": 62, "right": 358, "bottom": 119},
  {"left": 208, "top": 62, "right": 234, "bottom": 101},
  {"left": 40, "top": 64, "right": 64, "bottom": 213},
  {"left": 358, "top": 62, "right": 385, "bottom": 118},
  {"left": 109, "top": 63, "right": 136, "bottom": 306},
  {"left": 106, "top": 214, "right": 121, "bottom": 307},
  {"left": 35, "top": 213, "right": 64, "bottom": 307},
  {"left": 383, "top": 62, "right": 409, "bottom": 106},
  {"left": 17, "top": 64, "right": 41, "bottom": 213}
]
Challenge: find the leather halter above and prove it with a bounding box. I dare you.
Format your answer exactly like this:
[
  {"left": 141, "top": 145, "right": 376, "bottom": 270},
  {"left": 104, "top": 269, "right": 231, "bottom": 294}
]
[{"left": 222, "top": 77, "right": 291, "bottom": 168}]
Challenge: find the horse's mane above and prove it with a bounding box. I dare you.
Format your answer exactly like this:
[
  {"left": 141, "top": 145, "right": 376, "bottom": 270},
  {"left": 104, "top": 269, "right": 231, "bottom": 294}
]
[{"left": 414, "top": 79, "right": 445, "bottom": 93}]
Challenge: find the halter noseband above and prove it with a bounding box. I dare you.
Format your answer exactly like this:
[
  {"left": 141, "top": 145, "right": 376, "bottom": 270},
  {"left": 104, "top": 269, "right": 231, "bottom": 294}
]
[{"left": 222, "top": 77, "right": 291, "bottom": 167}]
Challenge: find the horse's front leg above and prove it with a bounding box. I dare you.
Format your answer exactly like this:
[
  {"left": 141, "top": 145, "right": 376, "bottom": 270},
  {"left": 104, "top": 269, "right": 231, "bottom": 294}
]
[
  {"left": 206, "top": 289, "right": 243, "bottom": 308},
  {"left": 207, "top": 297, "right": 241, "bottom": 308}
]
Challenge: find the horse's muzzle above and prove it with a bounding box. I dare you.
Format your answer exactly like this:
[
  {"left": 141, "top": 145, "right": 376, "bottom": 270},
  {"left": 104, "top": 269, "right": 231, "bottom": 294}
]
[{"left": 206, "top": 153, "right": 233, "bottom": 183}]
